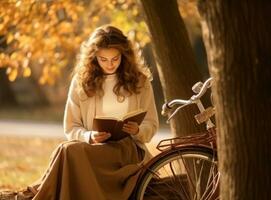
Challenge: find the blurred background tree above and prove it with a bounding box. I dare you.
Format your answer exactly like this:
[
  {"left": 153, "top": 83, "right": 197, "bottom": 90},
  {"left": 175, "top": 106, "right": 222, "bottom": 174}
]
[
  {"left": 1, "top": 0, "right": 91, "bottom": 111},
  {"left": 139, "top": 0, "right": 210, "bottom": 137},
  {"left": 0, "top": 0, "right": 150, "bottom": 121}
]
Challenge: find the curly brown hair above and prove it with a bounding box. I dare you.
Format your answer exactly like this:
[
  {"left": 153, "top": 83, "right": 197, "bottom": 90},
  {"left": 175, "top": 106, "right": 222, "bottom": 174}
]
[{"left": 73, "top": 25, "right": 151, "bottom": 100}]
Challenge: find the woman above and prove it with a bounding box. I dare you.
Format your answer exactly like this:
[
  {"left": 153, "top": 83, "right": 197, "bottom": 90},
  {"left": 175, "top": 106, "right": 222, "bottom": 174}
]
[{"left": 30, "top": 25, "right": 158, "bottom": 200}]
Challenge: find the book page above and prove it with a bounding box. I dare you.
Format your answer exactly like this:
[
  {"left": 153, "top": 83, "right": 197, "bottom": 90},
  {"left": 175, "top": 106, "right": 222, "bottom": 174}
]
[
  {"left": 94, "top": 116, "right": 119, "bottom": 121},
  {"left": 122, "top": 109, "right": 146, "bottom": 121}
]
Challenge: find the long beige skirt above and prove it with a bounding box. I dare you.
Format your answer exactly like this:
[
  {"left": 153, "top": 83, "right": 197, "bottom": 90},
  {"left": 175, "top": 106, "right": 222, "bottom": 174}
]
[{"left": 32, "top": 137, "right": 144, "bottom": 200}]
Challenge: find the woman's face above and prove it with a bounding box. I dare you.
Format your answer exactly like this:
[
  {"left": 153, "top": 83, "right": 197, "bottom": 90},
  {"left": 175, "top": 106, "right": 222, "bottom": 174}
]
[{"left": 96, "top": 48, "right": 122, "bottom": 74}]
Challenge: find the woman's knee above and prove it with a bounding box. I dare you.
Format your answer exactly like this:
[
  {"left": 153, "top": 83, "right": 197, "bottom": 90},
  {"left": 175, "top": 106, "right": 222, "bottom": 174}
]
[{"left": 61, "top": 140, "right": 85, "bottom": 153}]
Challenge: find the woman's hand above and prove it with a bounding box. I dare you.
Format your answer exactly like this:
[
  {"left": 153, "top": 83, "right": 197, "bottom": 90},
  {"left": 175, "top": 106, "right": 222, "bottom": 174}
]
[
  {"left": 90, "top": 131, "right": 111, "bottom": 143},
  {"left": 122, "top": 121, "right": 139, "bottom": 135}
]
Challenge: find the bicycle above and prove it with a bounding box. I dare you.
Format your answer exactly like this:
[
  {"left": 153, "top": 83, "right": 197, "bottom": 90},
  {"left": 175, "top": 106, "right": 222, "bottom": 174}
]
[{"left": 133, "top": 77, "right": 220, "bottom": 200}]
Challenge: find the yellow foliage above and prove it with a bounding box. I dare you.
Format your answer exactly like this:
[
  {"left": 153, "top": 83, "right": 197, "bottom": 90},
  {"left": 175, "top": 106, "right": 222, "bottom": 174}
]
[
  {"left": 0, "top": 0, "right": 151, "bottom": 86},
  {"left": 0, "top": 24, "right": 5, "bottom": 33},
  {"left": 6, "top": 67, "right": 12, "bottom": 75},
  {"left": 10, "top": 52, "right": 18, "bottom": 60},
  {"left": 22, "top": 58, "right": 29, "bottom": 68},
  {"left": 58, "top": 59, "right": 68, "bottom": 68},
  {"left": 132, "top": 8, "right": 138, "bottom": 16},
  {"left": 58, "top": 22, "right": 73, "bottom": 35},
  {"left": 50, "top": 66, "right": 60, "bottom": 76},
  {"left": 39, "top": 76, "right": 46, "bottom": 85},
  {"left": 47, "top": 77, "right": 55, "bottom": 86},
  {"left": 43, "top": 66, "right": 49, "bottom": 75},
  {"left": 92, "top": 16, "right": 99, "bottom": 23},
  {"left": 7, "top": 33, "right": 14, "bottom": 44},
  {"left": 107, "top": 3, "right": 115, "bottom": 10},
  {"left": 7, "top": 69, "right": 18, "bottom": 82},
  {"left": 23, "top": 67, "right": 31, "bottom": 77},
  {"left": 0, "top": 53, "right": 5, "bottom": 60}
]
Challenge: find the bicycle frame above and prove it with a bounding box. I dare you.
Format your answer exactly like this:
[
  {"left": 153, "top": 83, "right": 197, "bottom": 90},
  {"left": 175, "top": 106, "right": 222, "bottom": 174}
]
[{"left": 133, "top": 78, "right": 219, "bottom": 200}]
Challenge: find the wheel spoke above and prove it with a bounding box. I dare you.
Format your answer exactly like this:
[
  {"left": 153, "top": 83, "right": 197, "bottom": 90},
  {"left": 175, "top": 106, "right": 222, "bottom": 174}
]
[{"left": 135, "top": 148, "right": 219, "bottom": 200}]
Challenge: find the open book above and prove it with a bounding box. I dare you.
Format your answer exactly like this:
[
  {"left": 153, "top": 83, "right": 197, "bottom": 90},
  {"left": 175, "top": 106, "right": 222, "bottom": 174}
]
[{"left": 92, "top": 109, "right": 147, "bottom": 141}]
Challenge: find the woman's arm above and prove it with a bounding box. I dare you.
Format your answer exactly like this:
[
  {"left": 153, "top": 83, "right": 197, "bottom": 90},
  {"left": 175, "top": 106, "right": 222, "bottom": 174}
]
[
  {"left": 131, "top": 80, "right": 159, "bottom": 143},
  {"left": 63, "top": 77, "right": 91, "bottom": 142}
]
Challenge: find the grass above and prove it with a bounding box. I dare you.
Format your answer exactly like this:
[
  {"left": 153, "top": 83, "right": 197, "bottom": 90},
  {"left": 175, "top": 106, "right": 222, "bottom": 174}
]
[
  {"left": 0, "top": 137, "right": 159, "bottom": 192},
  {"left": 0, "top": 136, "right": 64, "bottom": 191},
  {"left": 0, "top": 136, "right": 161, "bottom": 192},
  {"left": 0, "top": 105, "right": 64, "bottom": 191}
]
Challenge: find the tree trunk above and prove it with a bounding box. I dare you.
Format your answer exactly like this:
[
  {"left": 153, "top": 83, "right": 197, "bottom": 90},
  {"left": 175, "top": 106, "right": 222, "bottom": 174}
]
[
  {"left": 139, "top": 0, "right": 206, "bottom": 136},
  {"left": 198, "top": 0, "right": 271, "bottom": 199},
  {"left": 0, "top": 35, "right": 18, "bottom": 106},
  {"left": 0, "top": 68, "right": 18, "bottom": 106},
  {"left": 28, "top": 74, "right": 50, "bottom": 106}
]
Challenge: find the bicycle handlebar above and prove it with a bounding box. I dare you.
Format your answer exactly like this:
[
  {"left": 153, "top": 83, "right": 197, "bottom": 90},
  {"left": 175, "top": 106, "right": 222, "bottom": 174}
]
[
  {"left": 190, "top": 77, "right": 212, "bottom": 101},
  {"left": 161, "top": 77, "right": 213, "bottom": 119}
]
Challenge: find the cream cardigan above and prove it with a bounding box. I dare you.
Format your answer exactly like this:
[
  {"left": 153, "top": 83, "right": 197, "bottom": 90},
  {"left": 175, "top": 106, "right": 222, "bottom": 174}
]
[{"left": 63, "top": 76, "right": 159, "bottom": 163}]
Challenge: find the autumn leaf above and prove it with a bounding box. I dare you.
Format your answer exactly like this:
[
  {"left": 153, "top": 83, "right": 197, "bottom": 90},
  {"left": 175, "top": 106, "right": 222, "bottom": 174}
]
[
  {"left": 23, "top": 67, "right": 31, "bottom": 77},
  {"left": 8, "top": 69, "right": 18, "bottom": 82},
  {"left": 7, "top": 33, "right": 14, "bottom": 44}
]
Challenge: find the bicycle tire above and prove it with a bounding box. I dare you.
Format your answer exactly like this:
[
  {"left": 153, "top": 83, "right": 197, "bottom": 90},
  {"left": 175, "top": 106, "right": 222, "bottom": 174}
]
[{"left": 134, "top": 146, "right": 220, "bottom": 200}]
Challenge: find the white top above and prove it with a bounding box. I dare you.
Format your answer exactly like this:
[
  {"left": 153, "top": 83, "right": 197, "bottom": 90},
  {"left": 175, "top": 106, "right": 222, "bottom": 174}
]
[{"left": 101, "top": 73, "right": 128, "bottom": 118}]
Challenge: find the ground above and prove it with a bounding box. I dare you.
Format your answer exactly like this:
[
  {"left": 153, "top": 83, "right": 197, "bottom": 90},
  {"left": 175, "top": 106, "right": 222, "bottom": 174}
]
[
  {"left": 0, "top": 136, "right": 63, "bottom": 191},
  {"left": 0, "top": 121, "right": 170, "bottom": 191}
]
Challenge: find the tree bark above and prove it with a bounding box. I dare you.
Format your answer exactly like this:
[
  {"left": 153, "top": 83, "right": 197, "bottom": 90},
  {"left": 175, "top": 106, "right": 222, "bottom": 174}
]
[
  {"left": 139, "top": 0, "right": 206, "bottom": 136},
  {"left": 198, "top": 0, "right": 271, "bottom": 199}
]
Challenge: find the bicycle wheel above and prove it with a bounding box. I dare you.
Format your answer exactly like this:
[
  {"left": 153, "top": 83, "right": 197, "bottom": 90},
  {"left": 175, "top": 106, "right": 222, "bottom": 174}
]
[{"left": 135, "top": 147, "right": 220, "bottom": 200}]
